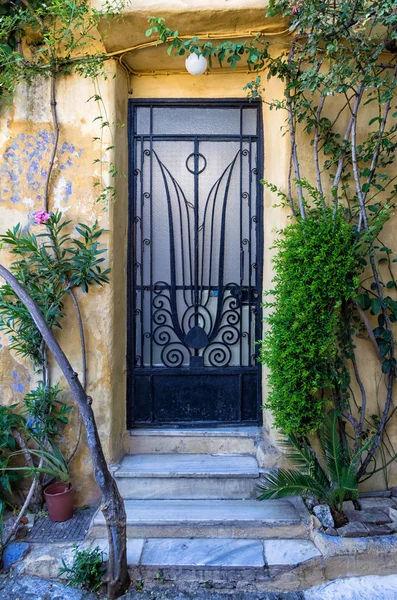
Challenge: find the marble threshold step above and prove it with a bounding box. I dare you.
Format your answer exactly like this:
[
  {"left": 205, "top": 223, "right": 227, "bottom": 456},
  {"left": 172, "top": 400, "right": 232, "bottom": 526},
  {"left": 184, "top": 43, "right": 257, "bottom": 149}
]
[
  {"left": 87, "top": 536, "right": 321, "bottom": 584},
  {"left": 125, "top": 427, "right": 261, "bottom": 456},
  {"left": 89, "top": 498, "right": 308, "bottom": 539},
  {"left": 113, "top": 454, "right": 263, "bottom": 499}
]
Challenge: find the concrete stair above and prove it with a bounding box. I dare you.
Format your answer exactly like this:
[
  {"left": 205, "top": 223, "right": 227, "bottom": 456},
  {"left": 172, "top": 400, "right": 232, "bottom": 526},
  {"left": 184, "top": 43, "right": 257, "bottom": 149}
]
[
  {"left": 89, "top": 427, "right": 314, "bottom": 590},
  {"left": 113, "top": 454, "right": 262, "bottom": 499},
  {"left": 90, "top": 498, "right": 307, "bottom": 539},
  {"left": 124, "top": 427, "right": 261, "bottom": 456}
]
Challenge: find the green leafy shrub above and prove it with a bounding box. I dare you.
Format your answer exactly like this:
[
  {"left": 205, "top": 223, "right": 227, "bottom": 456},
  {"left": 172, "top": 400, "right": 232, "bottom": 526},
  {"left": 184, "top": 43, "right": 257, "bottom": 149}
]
[
  {"left": 23, "top": 383, "right": 72, "bottom": 440},
  {"left": 259, "top": 199, "right": 361, "bottom": 435},
  {"left": 0, "top": 211, "right": 110, "bottom": 367},
  {"left": 58, "top": 544, "right": 106, "bottom": 592},
  {"left": 0, "top": 404, "right": 24, "bottom": 452}
]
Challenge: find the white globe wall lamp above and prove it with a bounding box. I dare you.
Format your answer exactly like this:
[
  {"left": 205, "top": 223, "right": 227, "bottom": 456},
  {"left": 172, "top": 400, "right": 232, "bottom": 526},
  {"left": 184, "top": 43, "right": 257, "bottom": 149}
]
[{"left": 185, "top": 53, "right": 208, "bottom": 76}]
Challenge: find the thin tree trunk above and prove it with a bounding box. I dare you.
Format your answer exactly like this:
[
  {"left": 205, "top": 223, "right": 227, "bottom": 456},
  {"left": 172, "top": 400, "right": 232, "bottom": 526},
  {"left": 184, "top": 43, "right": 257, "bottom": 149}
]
[
  {"left": 1, "top": 470, "right": 41, "bottom": 554},
  {"left": 358, "top": 373, "right": 394, "bottom": 479},
  {"left": 314, "top": 95, "right": 325, "bottom": 202},
  {"left": 286, "top": 47, "right": 305, "bottom": 219},
  {"left": 0, "top": 264, "right": 130, "bottom": 599},
  {"left": 44, "top": 73, "right": 59, "bottom": 213},
  {"left": 350, "top": 83, "right": 396, "bottom": 479},
  {"left": 66, "top": 288, "right": 85, "bottom": 464},
  {"left": 11, "top": 429, "right": 43, "bottom": 513}
]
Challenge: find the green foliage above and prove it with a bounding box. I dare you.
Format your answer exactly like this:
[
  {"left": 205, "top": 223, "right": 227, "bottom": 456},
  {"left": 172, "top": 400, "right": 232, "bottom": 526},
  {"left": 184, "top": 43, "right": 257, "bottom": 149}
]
[
  {"left": 259, "top": 196, "right": 361, "bottom": 435},
  {"left": 0, "top": 404, "right": 24, "bottom": 452},
  {"left": 58, "top": 544, "right": 106, "bottom": 592},
  {"left": 0, "top": 0, "right": 124, "bottom": 101},
  {"left": 0, "top": 404, "right": 25, "bottom": 498},
  {"left": 23, "top": 383, "right": 72, "bottom": 440},
  {"left": 5, "top": 436, "right": 70, "bottom": 483},
  {"left": 146, "top": 16, "right": 267, "bottom": 71},
  {"left": 0, "top": 403, "right": 70, "bottom": 519},
  {"left": 0, "top": 210, "right": 110, "bottom": 368},
  {"left": 257, "top": 412, "right": 370, "bottom": 512}
]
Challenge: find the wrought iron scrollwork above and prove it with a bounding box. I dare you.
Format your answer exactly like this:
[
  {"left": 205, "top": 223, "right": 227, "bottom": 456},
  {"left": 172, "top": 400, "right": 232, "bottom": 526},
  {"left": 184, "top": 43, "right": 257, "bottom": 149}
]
[{"left": 133, "top": 129, "right": 260, "bottom": 370}]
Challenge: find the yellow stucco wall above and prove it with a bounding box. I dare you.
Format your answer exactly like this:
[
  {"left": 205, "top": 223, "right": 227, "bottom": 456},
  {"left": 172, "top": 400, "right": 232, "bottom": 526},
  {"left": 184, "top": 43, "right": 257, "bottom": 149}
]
[
  {"left": 0, "top": 60, "right": 130, "bottom": 504},
  {"left": 0, "top": 1, "right": 396, "bottom": 505}
]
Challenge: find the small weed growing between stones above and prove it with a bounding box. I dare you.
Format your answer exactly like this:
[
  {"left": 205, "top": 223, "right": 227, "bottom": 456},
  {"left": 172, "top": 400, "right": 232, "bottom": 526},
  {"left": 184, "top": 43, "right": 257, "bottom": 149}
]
[
  {"left": 58, "top": 544, "right": 106, "bottom": 592},
  {"left": 36, "top": 510, "right": 48, "bottom": 518},
  {"left": 135, "top": 579, "right": 144, "bottom": 592}
]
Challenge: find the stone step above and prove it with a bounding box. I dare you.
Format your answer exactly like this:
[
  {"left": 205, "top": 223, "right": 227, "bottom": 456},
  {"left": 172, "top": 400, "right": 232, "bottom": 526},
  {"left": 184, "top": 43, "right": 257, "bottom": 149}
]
[
  {"left": 87, "top": 536, "right": 321, "bottom": 591},
  {"left": 113, "top": 454, "right": 262, "bottom": 499},
  {"left": 125, "top": 427, "right": 260, "bottom": 456},
  {"left": 89, "top": 498, "right": 307, "bottom": 539}
]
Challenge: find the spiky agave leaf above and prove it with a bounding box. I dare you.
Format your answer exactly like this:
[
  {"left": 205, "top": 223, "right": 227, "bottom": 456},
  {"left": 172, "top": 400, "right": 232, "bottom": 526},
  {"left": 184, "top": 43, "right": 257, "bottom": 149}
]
[
  {"left": 256, "top": 468, "right": 330, "bottom": 502},
  {"left": 320, "top": 411, "right": 346, "bottom": 489},
  {"left": 328, "top": 465, "right": 358, "bottom": 509},
  {"left": 339, "top": 437, "right": 373, "bottom": 493},
  {"left": 278, "top": 432, "right": 315, "bottom": 470},
  {"left": 278, "top": 432, "right": 330, "bottom": 492},
  {"left": 8, "top": 437, "right": 69, "bottom": 482}
]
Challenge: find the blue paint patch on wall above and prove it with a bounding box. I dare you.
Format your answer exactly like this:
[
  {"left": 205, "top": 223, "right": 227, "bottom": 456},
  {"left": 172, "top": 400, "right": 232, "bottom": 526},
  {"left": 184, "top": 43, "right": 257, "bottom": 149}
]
[
  {"left": 0, "top": 130, "right": 84, "bottom": 206},
  {"left": 11, "top": 370, "right": 24, "bottom": 393}
]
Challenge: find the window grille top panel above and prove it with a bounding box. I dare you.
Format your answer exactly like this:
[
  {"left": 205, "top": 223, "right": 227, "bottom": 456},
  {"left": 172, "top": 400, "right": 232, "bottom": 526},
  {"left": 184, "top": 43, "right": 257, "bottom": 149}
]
[{"left": 135, "top": 106, "right": 257, "bottom": 136}]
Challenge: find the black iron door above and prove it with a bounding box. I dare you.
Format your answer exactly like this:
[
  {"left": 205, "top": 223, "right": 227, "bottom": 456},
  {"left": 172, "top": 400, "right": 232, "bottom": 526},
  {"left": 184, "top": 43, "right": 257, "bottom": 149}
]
[{"left": 128, "top": 100, "right": 263, "bottom": 427}]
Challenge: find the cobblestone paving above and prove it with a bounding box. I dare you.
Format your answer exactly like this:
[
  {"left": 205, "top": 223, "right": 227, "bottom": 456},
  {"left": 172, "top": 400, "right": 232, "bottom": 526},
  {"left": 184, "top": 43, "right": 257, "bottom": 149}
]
[
  {"left": 2, "top": 574, "right": 397, "bottom": 600},
  {"left": 0, "top": 576, "right": 304, "bottom": 600},
  {"left": 122, "top": 589, "right": 303, "bottom": 600},
  {"left": 0, "top": 575, "right": 97, "bottom": 599}
]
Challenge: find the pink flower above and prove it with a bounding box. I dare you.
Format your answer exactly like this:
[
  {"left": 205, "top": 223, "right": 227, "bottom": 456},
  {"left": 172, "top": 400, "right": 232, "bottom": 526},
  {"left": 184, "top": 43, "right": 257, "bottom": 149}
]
[
  {"left": 292, "top": 6, "right": 299, "bottom": 14},
  {"left": 34, "top": 210, "right": 51, "bottom": 225}
]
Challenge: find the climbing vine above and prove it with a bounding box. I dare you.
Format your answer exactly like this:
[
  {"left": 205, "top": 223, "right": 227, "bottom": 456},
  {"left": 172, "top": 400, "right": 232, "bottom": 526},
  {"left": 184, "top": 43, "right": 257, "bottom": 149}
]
[{"left": 148, "top": 0, "right": 397, "bottom": 485}]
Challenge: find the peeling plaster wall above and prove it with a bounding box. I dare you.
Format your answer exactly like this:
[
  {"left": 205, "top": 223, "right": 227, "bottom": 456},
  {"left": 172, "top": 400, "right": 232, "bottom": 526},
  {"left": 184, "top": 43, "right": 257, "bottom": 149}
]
[
  {"left": 0, "top": 0, "right": 396, "bottom": 505},
  {"left": 0, "top": 60, "right": 128, "bottom": 504}
]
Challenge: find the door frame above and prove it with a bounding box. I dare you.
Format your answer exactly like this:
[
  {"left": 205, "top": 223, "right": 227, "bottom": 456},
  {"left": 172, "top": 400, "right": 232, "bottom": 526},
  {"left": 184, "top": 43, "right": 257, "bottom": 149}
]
[{"left": 126, "top": 98, "right": 264, "bottom": 429}]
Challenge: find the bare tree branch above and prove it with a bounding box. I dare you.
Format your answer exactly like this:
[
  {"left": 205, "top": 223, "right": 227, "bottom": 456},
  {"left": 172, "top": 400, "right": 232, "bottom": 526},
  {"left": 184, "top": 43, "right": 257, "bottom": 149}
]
[
  {"left": 314, "top": 95, "right": 325, "bottom": 203},
  {"left": 358, "top": 372, "right": 394, "bottom": 479},
  {"left": 1, "top": 467, "right": 41, "bottom": 550},
  {"left": 66, "top": 288, "right": 85, "bottom": 464},
  {"left": 286, "top": 47, "right": 305, "bottom": 219},
  {"left": 362, "top": 62, "right": 397, "bottom": 206},
  {"left": 353, "top": 299, "right": 381, "bottom": 361}
]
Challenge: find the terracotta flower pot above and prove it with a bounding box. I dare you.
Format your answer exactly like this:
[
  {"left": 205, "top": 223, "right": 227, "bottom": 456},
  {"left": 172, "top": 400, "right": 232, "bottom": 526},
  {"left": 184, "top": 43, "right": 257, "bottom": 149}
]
[{"left": 44, "top": 481, "right": 74, "bottom": 522}]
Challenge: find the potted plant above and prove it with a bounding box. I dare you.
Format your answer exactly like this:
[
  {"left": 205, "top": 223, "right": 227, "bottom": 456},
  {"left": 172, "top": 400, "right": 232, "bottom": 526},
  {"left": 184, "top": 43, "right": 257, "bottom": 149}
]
[
  {"left": 33, "top": 439, "right": 73, "bottom": 523},
  {"left": 4, "top": 438, "right": 73, "bottom": 523}
]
